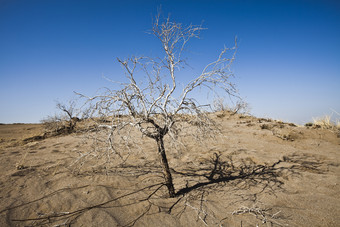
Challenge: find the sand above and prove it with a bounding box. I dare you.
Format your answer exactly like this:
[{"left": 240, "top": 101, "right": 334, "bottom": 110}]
[{"left": 0, "top": 113, "right": 339, "bottom": 226}]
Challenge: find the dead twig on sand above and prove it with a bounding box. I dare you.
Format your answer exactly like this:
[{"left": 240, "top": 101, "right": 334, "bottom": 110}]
[{"left": 232, "top": 205, "right": 285, "bottom": 226}]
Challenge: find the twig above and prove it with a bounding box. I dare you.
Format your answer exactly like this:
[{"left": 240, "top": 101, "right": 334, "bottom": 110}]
[
  {"left": 185, "top": 202, "right": 209, "bottom": 226},
  {"left": 232, "top": 206, "right": 285, "bottom": 226}
]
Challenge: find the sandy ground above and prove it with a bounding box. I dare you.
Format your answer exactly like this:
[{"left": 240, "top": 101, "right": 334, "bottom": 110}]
[{"left": 0, "top": 113, "right": 339, "bottom": 227}]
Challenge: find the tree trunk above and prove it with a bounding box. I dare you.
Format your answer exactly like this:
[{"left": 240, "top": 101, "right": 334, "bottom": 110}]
[{"left": 156, "top": 136, "right": 176, "bottom": 198}]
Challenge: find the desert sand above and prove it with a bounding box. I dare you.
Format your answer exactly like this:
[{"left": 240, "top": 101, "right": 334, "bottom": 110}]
[{"left": 0, "top": 113, "right": 339, "bottom": 226}]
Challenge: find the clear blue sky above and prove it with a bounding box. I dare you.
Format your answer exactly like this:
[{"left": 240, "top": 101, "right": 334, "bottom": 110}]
[{"left": 1, "top": 0, "right": 339, "bottom": 124}]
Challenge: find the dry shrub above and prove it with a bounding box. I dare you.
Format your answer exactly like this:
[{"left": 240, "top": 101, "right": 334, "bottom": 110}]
[
  {"left": 214, "top": 98, "right": 250, "bottom": 117},
  {"left": 40, "top": 115, "right": 80, "bottom": 135},
  {"left": 312, "top": 115, "right": 340, "bottom": 132}
]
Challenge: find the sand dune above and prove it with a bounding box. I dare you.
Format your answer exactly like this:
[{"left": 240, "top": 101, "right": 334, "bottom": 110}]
[{"left": 0, "top": 113, "right": 339, "bottom": 226}]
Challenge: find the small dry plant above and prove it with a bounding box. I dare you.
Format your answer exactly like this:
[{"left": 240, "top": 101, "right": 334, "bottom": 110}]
[
  {"left": 214, "top": 97, "right": 250, "bottom": 116},
  {"left": 41, "top": 100, "right": 81, "bottom": 135},
  {"left": 15, "top": 150, "right": 30, "bottom": 170},
  {"left": 312, "top": 109, "right": 340, "bottom": 133}
]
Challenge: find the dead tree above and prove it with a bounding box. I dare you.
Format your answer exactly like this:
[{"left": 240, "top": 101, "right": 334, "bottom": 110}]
[
  {"left": 56, "top": 101, "right": 80, "bottom": 133},
  {"left": 78, "top": 15, "right": 237, "bottom": 198},
  {"left": 41, "top": 100, "right": 80, "bottom": 134}
]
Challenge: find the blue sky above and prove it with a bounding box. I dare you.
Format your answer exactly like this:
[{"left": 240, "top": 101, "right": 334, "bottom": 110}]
[{"left": 1, "top": 0, "right": 339, "bottom": 124}]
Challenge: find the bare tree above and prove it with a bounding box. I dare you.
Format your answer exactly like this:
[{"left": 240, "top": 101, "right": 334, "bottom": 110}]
[
  {"left": 78, "top": 15, "right": 237, "bottom": 198},
  {"left": 56, "top": 100, "right": 80, "bottom": 132},
  {"left": 41, "top": 100, "right": 80, "bottom": 134}
]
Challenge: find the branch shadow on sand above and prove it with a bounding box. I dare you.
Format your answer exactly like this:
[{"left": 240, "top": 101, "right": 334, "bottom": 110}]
[
  {"left": 4, "top": 152, "right": 325, "bottom": 226},
  {"left": 174, "top": 153, "right": 286, "bottom": 197},
  {"left": 166, "top": 151, "right": 326, "bottom": 226}
]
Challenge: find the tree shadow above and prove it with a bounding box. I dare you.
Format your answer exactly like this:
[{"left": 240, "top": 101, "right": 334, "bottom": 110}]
[
  {"left": 167, "top": 151, "right": 326, "bottom": 226},
  {"left": 4, "top": 183, "right": 165, "bottom": 227},
  {"left": 174, "top": 153, "right": 287, "bottom": 197},
  {"left": 4, "top": 152, "right": 325, "bottom": 226}
]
